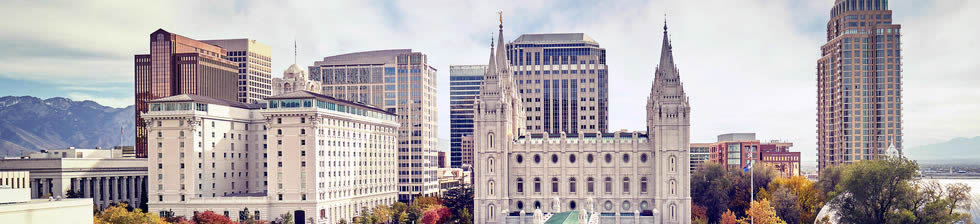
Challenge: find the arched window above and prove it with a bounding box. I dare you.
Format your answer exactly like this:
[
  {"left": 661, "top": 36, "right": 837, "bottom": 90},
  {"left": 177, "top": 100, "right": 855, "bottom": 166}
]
[
  {"left": 587, "top": 177, "right": 595, "bottom": 193},
  {"left": 670, "top": 180, "right": 676, "bottom": 195},
  {"left": 277, "top": 129, "right": 282, "bottom": 135},
  {"left": 534, "top": 178, "right": 541, "bottom": 193},
  {"left": 157, "top": 132, "right": 162, "bottom": 138},
  {"left": 570, "top": 201, "right": 577, "bottom": 210},
  {"left": 488, "top": 158, "right": 494, "bottom": 173},
  {"left": 301, "top": 129, "right": 305, "bottom": 135},
  {"left": 179, "top": 131, "right": 184, "bottom": 137},
  {"left": 551, "top": 178, "right": 559, "bottom": 193},
  {"left": 551, "top": 154, "right": 558, "bottom": 164},
  {"left": 517, "top": 201, "right": 524, "bottom": 210},
  {"left": 489, "top": 181, "right": 495, "bottom": 196},
  {"left": 604, "top": 154, "right": 612, "bottom": 163},
  {"left": 640, "top": 153, "right": 648, "bottom": 163},
  {"left": 534, "top": 154, "right": 541, "bottom": 163},
  {"left": 516, "top": 178, "right": 524, "bottom": 193},
  {"left": 587, "top": 154, "right": 594, "bottom": 163},
  {"left": 604, "top": 177, "right": 612, "bottom": 193},
  {"left": 623, "top": 177, "right": 631, "bottom": 193},
  {"left": 569, "top": 178, "right": 577, "bottom": 193},
  {"left": 516, "top": 155, "right": 523, "bottom": 163},
  {"left": 569, "top": 154, "right": 576, "bottom": 163},
  {"left": 623, "top": 154, "right": 630, "bottom": 163},
  {"left": 488, "top": 133, "right": 494, "bottom": 149},
  {"left": 670, "top": 204, "right": 676, "bottom": 220},
  {"left": 534, "top": 201, "right": 541, "bottom": 209},
  {"left": 488, "top": 204, "right": 495, "bottom": 219},
  {"left": 670, "top": 156, "right": 676, "bottom": 172},
  {"left": 640, "top": 177, "right": 648, "bottom": 193}
]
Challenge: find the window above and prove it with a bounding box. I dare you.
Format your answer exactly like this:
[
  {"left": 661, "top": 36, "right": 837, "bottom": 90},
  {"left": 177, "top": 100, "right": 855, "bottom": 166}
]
[
  {"left": 623, "top": 177, "right": 630, "bottom": 193},
  {"left": 670, "top": 156, "right": 676, "bottom": 172},
  {"left": 516, "top": 155, "right": 523, "bottom": 163},
  {"left": 605, "top": 154, "right": 612, "bottom": 163},
  {"left": 587, "top": 154, "right": 594, "bottom": 163},
  {"left": 534, "top": 178, "right": 541, "bottom": 193},
  {"left": 516, "top": 178, "right": 524, "bottom": 193},
  {"left": 623, "top": 154, "right": 630, "bottom": 163},
  {"left": 587, "top": 177, "right": 595, "bottom": 193},
  {"left": 489, "top": 181, "right": 494, "bottom": 195},
  {"left": 551, "top": 154, "right": 558, "bottom": 164},
  {"left": 641, "top": 153, "right": 648, "bottom": 163},
  {"left": 551, "top": 178, "right": 559, "bottom": 193},
  {"left": 534, "top": 154, "right": 541, "bottom": 163},
  {"left": 641, "top": 177, "right": 648, "bottom": 193},
  {"left": 488, "top": 133, "right": 494, "bottom": 149},
  {"left": 569, "top": 178, "right": 577, "bottom": 193},
  {"left": 569, "top": 154, "right": 576, "bottom": 163},
  {"left": 604, "top": 177, "right": 612, "bottom": 193},
  {"left": 488, "top": 158, "right": 494, "bottom": 173}
]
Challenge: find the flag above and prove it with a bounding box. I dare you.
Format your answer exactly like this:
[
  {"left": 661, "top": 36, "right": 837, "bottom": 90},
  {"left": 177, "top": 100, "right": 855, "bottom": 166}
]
[{"left": 742, "top": 160, "right": 753, "bottom": 173}]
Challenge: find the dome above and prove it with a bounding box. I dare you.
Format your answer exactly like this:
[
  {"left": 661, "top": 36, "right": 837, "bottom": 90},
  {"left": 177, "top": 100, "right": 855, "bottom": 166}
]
[{"left": 283, "top": 64, "right": 305, "bottom": 79}]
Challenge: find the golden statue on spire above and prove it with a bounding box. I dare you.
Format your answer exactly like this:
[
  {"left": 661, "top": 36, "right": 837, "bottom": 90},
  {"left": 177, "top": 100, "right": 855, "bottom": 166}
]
[{"left": 498, "top": 11, "right": 503, "bottom": 25}]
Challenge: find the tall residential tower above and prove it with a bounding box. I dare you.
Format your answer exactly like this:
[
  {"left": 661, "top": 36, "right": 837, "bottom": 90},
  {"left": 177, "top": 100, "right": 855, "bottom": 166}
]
[{"left": 817, "top": 0, "right": 903, "bottom": 170}]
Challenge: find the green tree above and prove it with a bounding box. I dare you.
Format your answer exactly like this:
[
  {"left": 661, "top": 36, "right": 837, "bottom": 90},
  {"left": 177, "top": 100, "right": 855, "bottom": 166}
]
[
  {"left": 894, "top": 181, "right": 973, "bottom": 224},
  {"left": 373, "top": 204, "right": 393, "bottom": 224},
  {"left": 691, "top": 163, "right": 732, "bottom": 223},
  {"left": 832, "top": 158, "right": 917, "bottom": 223},
  {"left": 457, "top": 208, "right": 474, "bottom": 224},
  {"left": 275, "top": 212, "right": 294, "bottom": 224},
  {"left": 741, "top": 199, "right": 787, "bottom": 224},
  {"left": 816, "top": 164, "right": 845, "bottom": 199},
  {"left": 768, "top": 187, "right": 800, "bottom": 224},
  {"left": 441, "top": 186, "right": 474, "bottom": 221}
]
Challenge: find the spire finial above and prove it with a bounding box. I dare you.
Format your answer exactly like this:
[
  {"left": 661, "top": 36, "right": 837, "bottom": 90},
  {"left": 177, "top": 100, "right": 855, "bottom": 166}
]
[
  {"left": 498, "top": 11, "right": 503, "bottom": 29},
  {"left": 663, "top": 14, "right": 668, "bottom": 32},
  {"left": 491, "top": 33, "right": 494, "bottom": 48}
]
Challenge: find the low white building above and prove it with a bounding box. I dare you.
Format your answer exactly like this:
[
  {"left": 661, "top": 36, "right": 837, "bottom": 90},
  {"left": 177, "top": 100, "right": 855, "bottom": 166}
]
[
  {"left": 0, "top": 150, "right": 147, "bottom": 210},
  {"left": 0, "top": 171, "right": 94, "bottom": 224},
  {"left": 143, "top": 91, "right": 399, "bottom": 224}
]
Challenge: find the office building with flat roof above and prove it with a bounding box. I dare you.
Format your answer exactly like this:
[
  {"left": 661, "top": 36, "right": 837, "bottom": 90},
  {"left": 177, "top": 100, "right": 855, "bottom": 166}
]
[
  {"left": 449, "top": 65, "right": 486, "bottom": 169},
  {"left": 310, "top": 49, "right": 439, "bottom": 202},
  {"left": 506, "top": 33, "right": 608, "bottom": 135},
  {"left": 201, "top": 39, "right": 274, "bottom": 104}
]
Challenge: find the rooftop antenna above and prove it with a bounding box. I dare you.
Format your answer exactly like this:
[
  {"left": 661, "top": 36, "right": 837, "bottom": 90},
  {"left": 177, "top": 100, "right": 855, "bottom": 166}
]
[{"left": 293, "top": 38, "right": 297, "bottom": 65}]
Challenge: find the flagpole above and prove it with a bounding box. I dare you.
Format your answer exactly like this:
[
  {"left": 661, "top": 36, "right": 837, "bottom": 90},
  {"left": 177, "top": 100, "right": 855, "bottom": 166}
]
[{"left": 750, "top": 145, "right": 754, "bottom": 224}]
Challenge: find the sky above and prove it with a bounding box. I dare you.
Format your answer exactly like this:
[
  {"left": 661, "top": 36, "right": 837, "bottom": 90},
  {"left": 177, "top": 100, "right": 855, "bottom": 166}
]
[{"left": 0, "top": 0, "right": 978, "bottom": 166}]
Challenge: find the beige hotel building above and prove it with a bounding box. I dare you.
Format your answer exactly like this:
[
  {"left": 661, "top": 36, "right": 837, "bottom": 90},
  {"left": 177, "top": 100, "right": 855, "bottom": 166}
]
[{"left": 143, "top": 91, "right": 399, "bottom": 224}]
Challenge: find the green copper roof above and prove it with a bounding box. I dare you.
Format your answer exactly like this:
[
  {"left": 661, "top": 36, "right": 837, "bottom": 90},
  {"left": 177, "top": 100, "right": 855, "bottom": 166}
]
[{"left": 544, "top": 211, "right": 586, "bottom": 224}]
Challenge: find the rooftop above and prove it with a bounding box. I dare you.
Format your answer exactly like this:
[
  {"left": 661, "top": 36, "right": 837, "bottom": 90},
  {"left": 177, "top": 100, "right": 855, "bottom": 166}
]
[
  {"left": 512, "top": 33, "right": 598, "bottom": 44},
  {"left": 150, "top": 94, "right": 264, "bottom": 109},
  {"left": 266, "top": 90, "right": 395, "bottom": 115},
  {"left": 313, "top": 49, "right": 413, "bottom": 66}
]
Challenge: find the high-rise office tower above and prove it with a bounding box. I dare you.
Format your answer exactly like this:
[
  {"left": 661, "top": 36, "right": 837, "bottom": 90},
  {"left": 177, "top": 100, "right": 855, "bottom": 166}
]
[
  {"left": 201, "top": 39, "right": 273, "bottom": 104},
  {"left": 310, "top": 49, "right": 439, "bottom": 202},
  {"left": 817, "top": 0, "right": 903, "bottom": 170},
  {"left": 134, "top": 29, "right": 240, "bottom": 158},
  {"left": 506, "top": 33, "right": 608, "bottom": 134},
  {"left": 449, "top": 65, "right": 486, "bottom": 169}
]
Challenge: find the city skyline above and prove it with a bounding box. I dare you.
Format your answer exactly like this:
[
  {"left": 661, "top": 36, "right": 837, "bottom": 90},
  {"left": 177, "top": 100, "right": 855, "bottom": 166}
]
[{"left": 1, "top": 0, "right": 978, "bottom": 165}]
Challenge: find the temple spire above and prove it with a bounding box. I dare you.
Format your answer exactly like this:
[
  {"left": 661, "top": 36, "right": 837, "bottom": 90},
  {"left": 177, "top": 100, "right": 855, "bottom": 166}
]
[{"left": 659, "top": 19, "right": 674, "bottom": 70}]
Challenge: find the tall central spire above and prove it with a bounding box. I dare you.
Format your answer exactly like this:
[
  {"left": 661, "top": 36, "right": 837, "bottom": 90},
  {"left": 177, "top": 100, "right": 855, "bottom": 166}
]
[{"left": 659, "top": 20, "right": 674, "bottom": 70}]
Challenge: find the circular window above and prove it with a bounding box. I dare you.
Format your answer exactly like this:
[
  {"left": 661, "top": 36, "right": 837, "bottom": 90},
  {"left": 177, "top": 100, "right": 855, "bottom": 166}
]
[
  {"left": 570, "top": 201, "right": 577, "bottom": 210},
  {"left": 517, "top": 201, "right": 524, "bottom": 210},
  {"left": 534, "top": 201, "right": 542, "bottom": 209},
  {"left": 604, "top": 201, "right": 614, "bottom": 211},
  {"left": 587, "top": 154, "right": 594, "bottom": 163},
  {"left": 641, "top": 201, "right": 649, "bottom": 210},
  {"left": 623, "top": 154, "right": 630, "bottom": 163},
  {"left": 640, "top": 153, "right": 648, "bottom": 163},
  {"left": 569, "top": 154, "right": 576, "bottom": 163},
  {"left": 551, "top": 154, "right": 559, "bottom": 164},
  {"left": 622, "top": 201, "right": 632, "bottom": 210},
  {"left": 605, "top": 154, "right": 612, "bottom": 163},
  {"left": 516, "top": 155, "right": 523, "bottom": 163},
  {"left": 534, "top": 154, "right": 541, "bottom": 163}
]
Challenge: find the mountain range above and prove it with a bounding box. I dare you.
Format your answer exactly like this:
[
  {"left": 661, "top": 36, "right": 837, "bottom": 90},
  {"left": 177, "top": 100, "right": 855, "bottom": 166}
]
[
  {"left": 0, "top": 96, "right": 134, "bottom": 157},
  {"left": 905, "top": 136, "right": 980, "bottom": 164}
]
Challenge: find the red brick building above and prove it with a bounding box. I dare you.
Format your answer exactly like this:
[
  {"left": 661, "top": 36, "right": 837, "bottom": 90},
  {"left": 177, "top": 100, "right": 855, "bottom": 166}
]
[{"left": 692, "top": 133, "right": 800, "bottom": 177}]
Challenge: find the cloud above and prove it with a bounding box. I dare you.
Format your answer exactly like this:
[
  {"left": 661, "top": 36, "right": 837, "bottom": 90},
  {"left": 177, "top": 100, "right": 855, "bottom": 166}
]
[{"left": 0, "top": 0, "right": 978, "bottom": 167}]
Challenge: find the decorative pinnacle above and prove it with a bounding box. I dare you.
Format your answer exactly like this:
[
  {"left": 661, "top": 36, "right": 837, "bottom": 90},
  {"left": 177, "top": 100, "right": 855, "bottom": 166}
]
[
  {"left": 664, "top": 14, "right": 668, "bottom": 32},
  {"left": 498, "top": 11, "right": 503, "bottom": 29}
]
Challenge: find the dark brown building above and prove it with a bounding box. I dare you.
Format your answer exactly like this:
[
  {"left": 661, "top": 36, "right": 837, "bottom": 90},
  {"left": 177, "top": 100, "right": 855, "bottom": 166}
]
[
  {"left": 817, "top": 0, "right": 903, "bottom": 170},
  {"left": 134, "top": 29, "right": 238, "bottom": 158}
]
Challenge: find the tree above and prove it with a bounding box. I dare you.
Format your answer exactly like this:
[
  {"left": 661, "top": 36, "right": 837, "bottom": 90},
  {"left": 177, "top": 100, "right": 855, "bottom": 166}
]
[
  {"left": 442, "top": 186, "right": 474, "bottom": 222},
  {"left": 66, "top": 189, "right": 82, "bottom": 198},
  {"left": 894, "top": 181, "right": 973, "bottom": 224},
  {"left": 832, "top": 158, "right": 918, "bottom": 224},
  {"left": 397, "top": 211, "right": 410, "bottom": 224},
  {"left": 165, "top": 216, "right": 194, "bottom": 224},
  {"left": 767, "top": 175, "right": 824, "bottom": 224},
  {"left": 691, "top": 203, "right": 708, "bottom": 223},
  {"left": 138, "top": 185, "right": 149, "bottom": 212},
  {"left": 691, "top": 163, "right": 732, "bottom": 223},
  {"left": 421, "top": 205, "right": 451, "bottom": 224},
  {"left": 337, "top": 219, "right": 348, "bottom": 224},
  {"left": 457, "top": 208, "right": 474, "bottom": 224},
  {"left": 373, "top": 205, "right": 393, "bottom": 224},
  {"left": 94, "top": 203, "right": 167, "bottom": 224},
  {"left": 768, "top": 187, "right": 800, "bottom": 224},
  {"left": 720, "top": 210, "right": 738, "bottom": 224},
  {"left": 193, "top": 211, "right": 235, "bottom": 224},
  {"left": 741, "top": 199, "right": 787, "bottom": 224},
  {"left": 407, "top": 203, "right": 423, "bottom": 223},
  {"left": 413, "top": 196, "right": 442, "bottom": 211},
  {"left": 816, "top": 164, "right": 845, "bottom": 199},
  {"left": 275, "top": 213, "right": 294, "bottom": 224}
]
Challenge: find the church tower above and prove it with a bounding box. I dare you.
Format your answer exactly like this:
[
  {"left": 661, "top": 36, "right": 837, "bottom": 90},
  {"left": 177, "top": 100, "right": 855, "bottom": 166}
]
[
  {"left": 474, "top": 13, "right": 526, "bottom": 223},
  {"left": 648, "top": 22, "right": 693, "bottom": 223}
]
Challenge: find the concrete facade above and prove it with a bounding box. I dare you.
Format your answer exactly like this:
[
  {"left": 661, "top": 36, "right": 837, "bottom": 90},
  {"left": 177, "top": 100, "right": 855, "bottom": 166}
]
[
  {"left": 201, "top": 39, "right": 274, "bottom": 104},
  {"left": 0, "top": 158, "right": 147, "bottom": 210},
  {"left": 473, "top": 20, "right": 691, "bottom": 224},
  {"left": 310, "top": 49, "right": 440, "bottom": 202},
  {"left": 273, "top": 64, "right": 321, "bottom": 96},
  {"left": 143, "top": 91, "right": 399, "bottom": 224}
]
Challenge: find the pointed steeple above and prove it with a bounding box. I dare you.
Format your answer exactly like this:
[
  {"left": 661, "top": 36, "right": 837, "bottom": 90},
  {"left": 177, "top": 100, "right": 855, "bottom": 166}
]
[
  {"left": 495, "top": 11, "right": 508, "bottom": 74},
  {"left": 486, "top": 36, "right": 497, "bottom": 81},
  {"left": 650, "top": 18, "right": 687, "bottom": 105},
  {"left": 659, "top": 20, "right": 674, "bottom": 71}
]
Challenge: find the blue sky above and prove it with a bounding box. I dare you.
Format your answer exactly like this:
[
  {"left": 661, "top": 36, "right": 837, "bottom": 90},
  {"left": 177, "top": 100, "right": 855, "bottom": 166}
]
[{"left": 1, "top": 0, "right": 978, "bottom": 166}]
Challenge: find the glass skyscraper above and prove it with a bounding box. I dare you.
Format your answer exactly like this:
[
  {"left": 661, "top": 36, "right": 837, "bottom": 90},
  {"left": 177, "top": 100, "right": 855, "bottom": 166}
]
[{"left": 449, "top": 65, "right": 486, "bottom": 169}]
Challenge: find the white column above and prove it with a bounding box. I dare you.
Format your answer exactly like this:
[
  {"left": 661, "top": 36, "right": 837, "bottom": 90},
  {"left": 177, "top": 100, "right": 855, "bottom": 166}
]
[
  {"left": 94, "top": 177, "right": 102, "bottom": 205},
  {"left": 130, "top": 176, "right": 136, "bottom": 201},
  {"left": 83, "top": 178, "right": 91, "bottom": 198}
]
